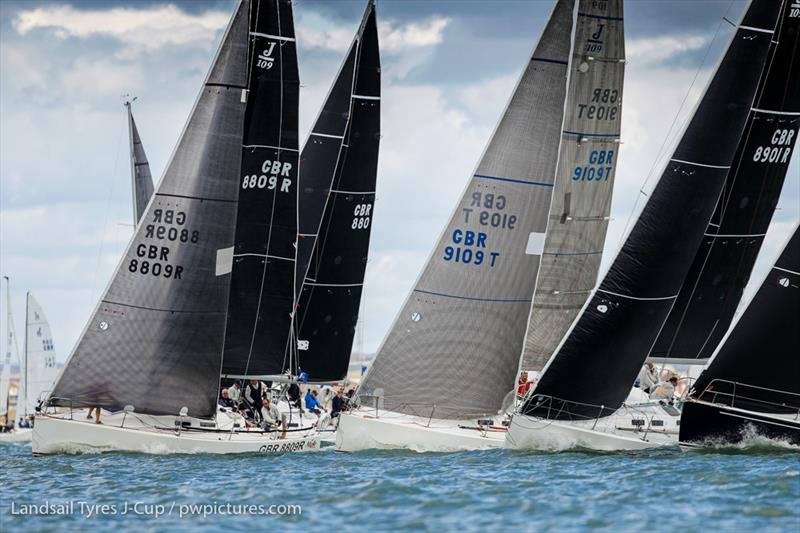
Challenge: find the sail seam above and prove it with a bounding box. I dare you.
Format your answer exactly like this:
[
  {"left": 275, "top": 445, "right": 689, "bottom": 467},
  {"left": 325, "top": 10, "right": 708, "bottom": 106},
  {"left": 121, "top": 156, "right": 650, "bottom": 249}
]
[
  {"left": 543, "top": 250, "right": 603, "bottom": 256},
  {"left": 531, "top": 57, "right": 569, "bottom": 65},
  {"left": 233, "top": 253, "right": 294, "bottom": 261},
  {"left": 304, "top": 282, "right": 364, "bottom": 287},
  {"left": 155, "top": 192, "right": 236, "bottom": 203},
  {"left": 596, "top": 289, "right": 678, "bottom": 301},
  {"left": 562, "top": 130, "right": 620, "bottom": 138},
  {"left": 670, "top": 158, "right": 731, "bottom": 169},
  {"left": 330, "top": 189, "right": 375, "bottom": 194},
  {"left": 101, "top": 300, "right": 226, "bottom": 315},
  {"left": 703, "top": 233, "right": 766, "bottom": 238},
  {"left": 249, "top": 31, "right": 295, "bottom": 42},
  {"left": 773, "top": 266, "right": 800, "bottom": 276},
  {"left": 243, "top": 144, "right": 299, "bottom": 151},
  {"left": 577, "top": 12, "right": 623, "bottom": 21},
  {"left": 474, "top": 174, "right": 554, "bottom": 187},
  {"left": 413, "top": 289, "right": 530, "bottom": 303},
  {"left": 205, "top": 82, "right": 248, "bottom": 90},
  {"left": 751, "top": 107, "right": 800, "bottom": 115}
]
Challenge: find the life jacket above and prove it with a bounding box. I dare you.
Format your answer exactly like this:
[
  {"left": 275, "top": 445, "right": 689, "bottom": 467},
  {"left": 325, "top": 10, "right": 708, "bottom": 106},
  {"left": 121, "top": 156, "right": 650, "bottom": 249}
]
[{"left": 518, "top": 380, "right": 531, "bottom": 396}]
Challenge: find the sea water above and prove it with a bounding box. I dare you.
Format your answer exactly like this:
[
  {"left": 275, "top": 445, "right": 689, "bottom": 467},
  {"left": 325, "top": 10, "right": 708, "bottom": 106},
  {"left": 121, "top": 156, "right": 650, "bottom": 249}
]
[{"left": 1, "top": 442, "right": 798, "bottom": 532}]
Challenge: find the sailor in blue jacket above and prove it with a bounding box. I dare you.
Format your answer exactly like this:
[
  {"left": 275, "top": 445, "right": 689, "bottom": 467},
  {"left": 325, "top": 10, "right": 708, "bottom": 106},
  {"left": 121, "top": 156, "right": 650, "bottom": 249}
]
[{"left": 304, "top": 389, "right": 323, "bottom": 415}]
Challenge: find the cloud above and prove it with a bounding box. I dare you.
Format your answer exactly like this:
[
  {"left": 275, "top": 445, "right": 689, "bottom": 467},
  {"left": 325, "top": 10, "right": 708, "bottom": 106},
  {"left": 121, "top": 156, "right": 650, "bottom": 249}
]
[
  {"left": 13, "top": 4, "right": 229, "bottom": 55},
  {"left": 626, "top": 35, "right": 708, "bottom": 65},
  {"left": 297, "top": 14, "right": 451, "bottom": 54}
]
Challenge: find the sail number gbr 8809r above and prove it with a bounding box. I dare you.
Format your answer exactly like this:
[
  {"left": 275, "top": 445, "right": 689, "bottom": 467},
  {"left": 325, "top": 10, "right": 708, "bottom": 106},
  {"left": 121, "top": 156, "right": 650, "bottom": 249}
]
[{"left": 129, "top": 208, "right": 198, "bottom": 279}]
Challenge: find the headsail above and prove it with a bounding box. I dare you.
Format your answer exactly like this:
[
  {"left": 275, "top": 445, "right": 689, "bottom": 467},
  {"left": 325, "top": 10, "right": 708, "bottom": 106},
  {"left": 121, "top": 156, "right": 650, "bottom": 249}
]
[
  {"left": 0, "top": 277, "right": 20, "bottom": 418},
  {"left": 360, "top": 0, "right": 576, "bottom": 419},
  {"left": 691, "top": 223, "right": 800, "bottom": 413},
  {"left": 23, "top": 293, "right": 59, "bottom": 415},
  {"left": 523, "top": 0, "right": 783, "bottom": 420},
  {"left": 521, "top": 0, "right": 625, "bottom": 372},
  {"left": 650, "top": 6, "right": 800, "bottom": 364},
  {"left": 296, "top": 1, "right": 381, "bottom": 382},
  {"left": 126, "top": 100, "right": 155, "bottom": 225},
  {"left": 50, "top": 0, "right": 251, "bottom": 418},
  {"left": 221, "top": 0, "right": 300, "bottom": 379}
]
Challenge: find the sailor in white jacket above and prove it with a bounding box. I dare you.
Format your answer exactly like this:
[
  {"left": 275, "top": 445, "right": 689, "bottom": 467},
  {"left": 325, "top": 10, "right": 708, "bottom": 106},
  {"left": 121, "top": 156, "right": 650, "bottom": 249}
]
[
  {"left": 637, "top": 362, "right": 659, "bottom": 394},
  {"left": 261, "top": 398, "right": 282, "bottom": 428}
]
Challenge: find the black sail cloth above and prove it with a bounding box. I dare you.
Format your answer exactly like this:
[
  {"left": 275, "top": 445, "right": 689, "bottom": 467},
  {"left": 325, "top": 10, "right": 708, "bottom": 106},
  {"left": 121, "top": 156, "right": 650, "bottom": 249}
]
[
  {"left": 50, "top": 0, "right": 251, "bottom": 417},
  {"left": 221, "top": 0, "right": 300, "bottom": 378},
  {"left": 691, "top": 225, "right": 800, "bottom": 413},
  {"left": 524, "top": 0, "right": 783, "bottom": 420},
  {"left": 296, "top": 3, "right": 381, "bottom": 382},
  {"left": 651, "top": 6, "right": 800, "bottom": 363}
]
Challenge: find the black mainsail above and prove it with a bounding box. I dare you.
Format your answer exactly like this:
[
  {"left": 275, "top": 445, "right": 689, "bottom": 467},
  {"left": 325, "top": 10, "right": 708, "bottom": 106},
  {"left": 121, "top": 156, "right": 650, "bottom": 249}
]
[
  {"left": 125, "top": 101, "right": 155, "bottom": 225},
  {"left": 360, "top": 0, "right": 576, "bottom": 419},
  {"left": 523, "top": 0, "right": 783, "bottom": 420},
  {"left": 221, "top": 0, "right": 300, "bottom": 379},
  {"left": 51, "top": 0, "right": 251, "bottom": 417},
  {"left": 650, "top": 6, "right": 800, "bottom": 363},
  {"left": 689, "top": 223, "right": 800, "bottom": 413},
  {"left": 295, "top": 1, "right": 380, "bottom": 382}
]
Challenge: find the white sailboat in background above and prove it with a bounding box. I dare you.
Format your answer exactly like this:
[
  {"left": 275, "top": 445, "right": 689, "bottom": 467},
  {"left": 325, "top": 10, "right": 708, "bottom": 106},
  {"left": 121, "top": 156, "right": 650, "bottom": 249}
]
[
  {"left": 0, "top": 276, "right": 28, "bottom": 443},
  {"left": 339, "top": 0, "right": 626, "bottom": 452}
]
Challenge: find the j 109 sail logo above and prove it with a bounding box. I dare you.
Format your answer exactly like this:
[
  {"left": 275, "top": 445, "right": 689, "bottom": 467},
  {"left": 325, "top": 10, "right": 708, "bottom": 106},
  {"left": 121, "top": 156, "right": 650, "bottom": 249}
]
[{"left": 257, "top": 42, "right": 276, "bottom": 70}]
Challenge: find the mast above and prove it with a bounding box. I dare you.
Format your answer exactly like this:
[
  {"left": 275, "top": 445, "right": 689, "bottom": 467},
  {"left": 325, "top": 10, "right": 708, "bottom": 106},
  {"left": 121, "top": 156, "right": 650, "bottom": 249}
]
[
  {"left": 49, "top": 0, "right": 251, "bottom": 418},
  {"left": 690, "top": 223, "right": 800, "bottom": 413},
  {"left": 521, "top": 0, "right": 625, "bottom": 373},
  {"left": 650, "top": 3, "right": 800, "bottom": 364},
  {"left": 360, "top": 0, "right": 577, "bottom": 420},
  {"left": 220, "top": 0, "right": 300, "bottom": 380},
  {"left": 295, "top": 0, "right": 380, "bottom": 383},
  {"left": 125, "top": 97, "right": 155, "bottom": 225},
  {"left": 523, "top": 0, "right": 784, "bottom": 420}
]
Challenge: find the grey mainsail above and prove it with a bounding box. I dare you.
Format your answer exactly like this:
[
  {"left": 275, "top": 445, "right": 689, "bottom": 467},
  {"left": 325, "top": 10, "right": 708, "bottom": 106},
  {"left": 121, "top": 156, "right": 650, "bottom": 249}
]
[
  {"left": 126, "top": 101, "right": 155, "bottom": 225},
  {"left": 522, "top": 1, "right": 625, "bottom": 372},
  {"left": 50, "top": 0, "right": 250, "bottom": 418},
  {"left": 360, "top": 0, "right": 575, "bottom": 420}
]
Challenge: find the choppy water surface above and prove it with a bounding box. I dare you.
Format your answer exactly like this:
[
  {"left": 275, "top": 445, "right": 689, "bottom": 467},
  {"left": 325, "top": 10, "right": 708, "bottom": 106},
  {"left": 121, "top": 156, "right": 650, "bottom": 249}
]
[{"left": 2, "top": 442, "right": 798, "bottom": 532}]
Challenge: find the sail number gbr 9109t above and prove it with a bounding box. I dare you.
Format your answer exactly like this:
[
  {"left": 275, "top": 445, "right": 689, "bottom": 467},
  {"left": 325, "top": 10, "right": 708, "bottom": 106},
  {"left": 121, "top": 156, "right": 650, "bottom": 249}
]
[{"left": 129, "top": 209, "right": 197, "bottom": 279}]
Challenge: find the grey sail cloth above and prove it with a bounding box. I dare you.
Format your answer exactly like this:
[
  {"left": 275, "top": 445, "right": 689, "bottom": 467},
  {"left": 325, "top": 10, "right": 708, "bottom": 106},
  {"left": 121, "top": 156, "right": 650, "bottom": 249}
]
[
  {"left": 522, "top": 0, "right": 625, "bottom": 372},
  {"left": 360, "top": 0, "right": 575, "bottom": 420},
  {"left": 524, "top": 0, "right": 781, "bottom": 420},
  {"left": 50, "top": 0, "right": 250, "bottom": 418},
  {"left": 127, "top": 104, "right": 155, "bottom": 225}
]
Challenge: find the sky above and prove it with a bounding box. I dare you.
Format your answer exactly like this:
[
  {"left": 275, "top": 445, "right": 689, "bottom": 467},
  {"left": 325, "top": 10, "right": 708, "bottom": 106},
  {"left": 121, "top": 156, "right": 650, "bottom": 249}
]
[{"left": 0, "top": 0, "right": 797, "bottom": 366}]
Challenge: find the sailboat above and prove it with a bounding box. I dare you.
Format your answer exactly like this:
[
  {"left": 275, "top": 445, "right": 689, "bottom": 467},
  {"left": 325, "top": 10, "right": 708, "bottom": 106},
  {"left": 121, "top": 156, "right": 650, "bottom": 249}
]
[
  {"left": 33, "top": 0, "right": 324, "bottom": 455},
  {"left": 125, "top": 98, "right": 155, "bottom": 225},
  {"left": 679, "top": 223, "right": 799, "bottom": 447},
  {"left": 338, "top": 0, "right": 626, "bottom": 452},
  {"left": 507, "top": 0, "right": 786, "bottom": 452},
  {"left": 0, "top": 277, "right": 28, "bottom": 443}
]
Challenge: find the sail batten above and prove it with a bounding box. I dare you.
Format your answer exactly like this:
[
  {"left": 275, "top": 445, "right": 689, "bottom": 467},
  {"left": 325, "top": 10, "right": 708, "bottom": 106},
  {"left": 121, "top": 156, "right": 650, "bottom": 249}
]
[
  {"left": 524, "top": 0, "right": 785, "bottom": 420},
  {"left": 360, "top": 0, "right": 577, "bottom": 420}
]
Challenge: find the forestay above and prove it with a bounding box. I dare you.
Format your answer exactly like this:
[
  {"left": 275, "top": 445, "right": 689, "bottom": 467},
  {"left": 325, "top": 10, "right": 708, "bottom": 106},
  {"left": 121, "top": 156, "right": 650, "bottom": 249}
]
[
  {"left": 361, "top": 0, "right": 575, "bottom": 420},
  {"left": 650, "top": 5, "right": 800, "bottom": 364},
  {"left": 50, "top": 0, "right": 250, "bottom": 418},
  {"left": 296, "top": 2, "right": 381, "bottom": 382},
  {"left": 522, "top": 0, "right": 625, "bottom": 372},
  {"left": 126, "top": 102, "right": 155, "bottom": 225},
  {"left": 523, "top": 0, "right": 782, "bottom": 420},
  {"left": 23, "top": 293, "right": 59, "bottom": 415},
  {"left": 691, "top": 223, "right": 800, "bottom": 413},
  {"left": 221, "top": 0, "right": 300, "bottom": 379}
]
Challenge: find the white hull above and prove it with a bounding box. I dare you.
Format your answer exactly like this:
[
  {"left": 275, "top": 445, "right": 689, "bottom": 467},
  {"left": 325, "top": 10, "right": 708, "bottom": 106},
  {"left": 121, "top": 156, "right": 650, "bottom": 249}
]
[
  {"left": 336, "top": 408, "right": 507, "bottom": 452},
  {"left": 32, "top": 412, "right": 320, "bottom": 455},
  {"left": 505, "top": 403, "right": 679, "bottom": 452},
  {"left": 0, "top": 428, "right": 32, "bottom": 444}
]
